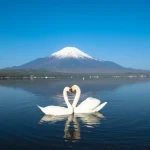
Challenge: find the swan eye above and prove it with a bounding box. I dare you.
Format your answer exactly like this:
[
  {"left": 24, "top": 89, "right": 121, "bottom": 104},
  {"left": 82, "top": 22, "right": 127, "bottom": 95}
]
[{"left": 69, "top": 88, "right": 73, "bottom": 94}]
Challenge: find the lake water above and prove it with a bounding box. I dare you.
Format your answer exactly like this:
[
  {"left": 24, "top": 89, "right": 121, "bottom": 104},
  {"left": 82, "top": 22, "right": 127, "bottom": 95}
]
[{"left": 0, "top": 79, "right": 150, "bottom": 150}]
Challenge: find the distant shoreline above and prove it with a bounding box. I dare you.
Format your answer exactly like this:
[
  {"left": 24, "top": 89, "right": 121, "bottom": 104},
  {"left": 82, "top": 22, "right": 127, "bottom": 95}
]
[{"left": 0, "top": 69, "right": 150, "bottom": 80}]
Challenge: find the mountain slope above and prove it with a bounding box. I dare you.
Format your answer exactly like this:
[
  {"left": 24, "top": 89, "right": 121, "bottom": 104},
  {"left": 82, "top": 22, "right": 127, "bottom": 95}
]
[{"left": 8, "top": 47, "right": 144, "bottom": 73}]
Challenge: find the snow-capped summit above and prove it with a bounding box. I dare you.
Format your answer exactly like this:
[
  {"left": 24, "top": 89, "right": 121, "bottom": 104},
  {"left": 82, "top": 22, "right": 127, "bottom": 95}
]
[{"left": 51, "top": 47, "right": 96, "bottom": 60}]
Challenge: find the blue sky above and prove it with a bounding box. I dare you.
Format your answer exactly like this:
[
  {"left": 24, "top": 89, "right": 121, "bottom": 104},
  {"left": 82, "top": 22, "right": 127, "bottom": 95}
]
[{"left": 0, "top": 0, "right": 150, "bottom": 69}]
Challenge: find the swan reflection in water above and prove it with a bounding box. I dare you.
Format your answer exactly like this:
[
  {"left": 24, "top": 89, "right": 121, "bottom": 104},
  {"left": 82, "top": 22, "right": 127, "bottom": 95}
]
[
  {"left": 63, "top": 114, "right": 80, "bottom": 140},
  {"left": 39, "top": 112, "right": 105, "bottom": 141}
]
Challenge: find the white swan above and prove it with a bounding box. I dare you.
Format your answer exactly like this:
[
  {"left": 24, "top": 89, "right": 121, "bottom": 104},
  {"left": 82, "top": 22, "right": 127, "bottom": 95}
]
[
  {"left": 37, "top": 87, "right": 73, "bottom": 116},
  {"left": 69, "top": 85, "right": 107, "bottom": 113}
]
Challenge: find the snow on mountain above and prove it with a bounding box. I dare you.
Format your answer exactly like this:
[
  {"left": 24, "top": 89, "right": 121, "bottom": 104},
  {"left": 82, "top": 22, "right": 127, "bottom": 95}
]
[{"left": 51, "top": 47, "right": 98, "bottom": 60}]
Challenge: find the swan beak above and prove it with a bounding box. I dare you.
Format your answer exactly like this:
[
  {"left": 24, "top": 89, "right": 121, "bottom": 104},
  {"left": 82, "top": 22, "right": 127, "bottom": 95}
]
[{"left": 69, "top": 88, "right": 73, "bottom": 94}]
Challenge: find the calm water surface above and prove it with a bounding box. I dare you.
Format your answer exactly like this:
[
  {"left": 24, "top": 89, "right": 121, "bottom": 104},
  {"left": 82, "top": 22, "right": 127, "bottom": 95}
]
[{"left": 0, "top": 79, "right": 150, "bottom": 150}]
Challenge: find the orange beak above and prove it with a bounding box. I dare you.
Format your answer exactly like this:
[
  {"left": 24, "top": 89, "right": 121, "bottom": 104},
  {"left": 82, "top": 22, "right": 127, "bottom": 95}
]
[{"left": 69, "top": 88, "right": 73, "bottom": 94}]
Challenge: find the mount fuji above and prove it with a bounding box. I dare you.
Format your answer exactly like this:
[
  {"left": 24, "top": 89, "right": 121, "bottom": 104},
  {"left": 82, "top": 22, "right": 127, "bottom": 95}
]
[{"left": 9, "top": 47, "right": 142, "bottom": 73}]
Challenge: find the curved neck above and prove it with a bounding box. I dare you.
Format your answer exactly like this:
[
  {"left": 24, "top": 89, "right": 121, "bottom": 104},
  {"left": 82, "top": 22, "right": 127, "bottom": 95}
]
[
  {"left": 63, "top": 87, "right": 73, "bottom": 111},
  {"left": 72, "top": 85, "right": 81, "bottom": 108}
]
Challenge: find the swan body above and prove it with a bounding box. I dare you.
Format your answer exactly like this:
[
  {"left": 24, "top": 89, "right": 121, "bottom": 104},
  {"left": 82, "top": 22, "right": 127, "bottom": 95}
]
[
  {"left": 37, "top": 105, "right": 72, "bottom": 116},
  {"left": 71, "top": 85, "right": 107, "bottom": 113},
  {"left": 37, "top": 87, "right": 73, "bottom": 116},
  {"left": 73, "top": 97, "right": 100, "bottom": 111}
]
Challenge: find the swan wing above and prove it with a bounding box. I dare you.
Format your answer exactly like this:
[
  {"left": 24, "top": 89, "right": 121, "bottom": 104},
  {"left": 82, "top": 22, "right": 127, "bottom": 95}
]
[
  {"left": 93, "top": 102, "right": 107, "bottom": 112},
  {"left": 76, "top": 97, "right": 101, "bottom": 110},
  {"left": 37, "top": 105, "right": 69, "bottom": 116}
]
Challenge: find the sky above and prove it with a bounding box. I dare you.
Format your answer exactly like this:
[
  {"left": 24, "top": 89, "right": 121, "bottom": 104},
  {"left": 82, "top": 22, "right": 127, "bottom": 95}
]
[{"left": 0, "top": 0, "right": 150, "bottom": 69}]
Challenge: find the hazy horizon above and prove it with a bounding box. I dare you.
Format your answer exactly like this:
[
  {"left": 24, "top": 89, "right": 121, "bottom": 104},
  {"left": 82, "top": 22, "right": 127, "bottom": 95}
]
[{"left": 0, "top": 0, "right": 149, "bottom": 70}]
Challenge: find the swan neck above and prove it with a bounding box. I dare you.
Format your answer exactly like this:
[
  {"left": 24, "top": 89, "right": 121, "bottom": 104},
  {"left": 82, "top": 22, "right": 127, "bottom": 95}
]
[
  {"left": 72, "top": 85, "right": 81, "bottom": 108},
  {"left": 63, "top": 88, "right": 73, "bottom": 112}
]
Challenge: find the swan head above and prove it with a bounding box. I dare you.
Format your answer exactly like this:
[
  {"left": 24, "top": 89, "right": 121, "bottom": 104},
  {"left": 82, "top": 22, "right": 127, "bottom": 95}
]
[
  {"left": 69, "top": 85, "right": 80, "bottom": 94},
  {"left": 69, "top": 88, "right": 73, "bottom": 94},
  {"left": 71, "top": 85, "right": 80, "bottom": 92}
]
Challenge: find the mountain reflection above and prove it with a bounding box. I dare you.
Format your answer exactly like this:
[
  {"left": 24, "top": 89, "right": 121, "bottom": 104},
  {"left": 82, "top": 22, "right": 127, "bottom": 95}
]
[
  {"left": 0, "top": 79, "right": 147, "bottom": 97},
  {"left": 39, "top": 112, "right": 105, "bottom": 141}
]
